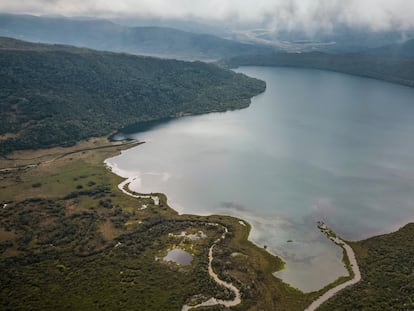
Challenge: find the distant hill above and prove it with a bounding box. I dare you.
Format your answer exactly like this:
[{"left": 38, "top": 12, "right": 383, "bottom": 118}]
[
  {"left": 0, "top": 37, "right": 265, "bottom": 154},
  {"left": 231, "top": 25, "right": 414, "bottom": 54},
  {"left": 366, "top": 39, "right": 414, "bottom": 59},
  {"left": 222, "top": 51, "right": 414, "bottom": 88},
  {"left": 0, "top": 13, "right": 274, "bottom": 60}
]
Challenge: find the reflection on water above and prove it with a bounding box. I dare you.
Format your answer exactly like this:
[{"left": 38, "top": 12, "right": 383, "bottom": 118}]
[
  {"left": 163, "top": 248, "right": 193, "bottom": 266},
  {"left": 106, "top": 67, "right": 414, "bottom": 292}
]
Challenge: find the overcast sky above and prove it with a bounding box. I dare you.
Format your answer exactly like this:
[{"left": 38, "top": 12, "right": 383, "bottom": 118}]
[{"left": 1, "top": 0, "right": 414, "bottom": 32}]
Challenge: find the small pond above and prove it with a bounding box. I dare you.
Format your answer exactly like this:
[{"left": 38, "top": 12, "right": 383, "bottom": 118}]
[{"left": 163, "top": 248, "right": 193, "bottom": 265}]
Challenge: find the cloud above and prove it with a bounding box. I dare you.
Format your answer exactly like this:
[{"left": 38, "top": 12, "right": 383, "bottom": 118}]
[{"left": 1, "top": 0, "right": 414, "bottom": 32}]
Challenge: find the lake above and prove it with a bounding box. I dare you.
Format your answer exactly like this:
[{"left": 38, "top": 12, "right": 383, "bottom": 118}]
[
  {"left": 163, "top": 248, "right": 193, "bottom": 266},
  {"left": 105, "top": 67, "right": 414, "bottom": 292}
]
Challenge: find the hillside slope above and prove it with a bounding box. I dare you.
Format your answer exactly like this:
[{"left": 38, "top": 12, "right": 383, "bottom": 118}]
[{"left": 0, "top": 37, "right": 265, "bottom": 154}]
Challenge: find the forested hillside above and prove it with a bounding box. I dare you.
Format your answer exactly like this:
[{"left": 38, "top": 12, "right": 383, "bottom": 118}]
[
  {"left": 222, "top": 51, "right": 414, "bottom": 88},
  {"left": 0, "top": 37, "right": 265, "bottom": 154}
]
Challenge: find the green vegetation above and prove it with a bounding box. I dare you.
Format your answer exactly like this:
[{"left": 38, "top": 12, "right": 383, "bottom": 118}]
[
  {"left": 0, "top": 37, "right": 265, "bottom": 155},
  {"left": 0, "top": 139, "right": 308, "bottom": 310},
  {"left": 320, "top": 223, "right": 414, "bottom": 310},
  {"left": 208, "top": 217, "right": 307, "bottom": 310},
  {"left": 222, "top": 51, "right": 414, "bottom": 88},
  {"left": 2, "top": 34, "right": 414, "bottom": 311},
  {"left": 2, "top": 138, "right": 412, "bottom": 311}
]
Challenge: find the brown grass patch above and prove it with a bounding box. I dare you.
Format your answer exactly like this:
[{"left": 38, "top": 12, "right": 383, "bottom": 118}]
[
  {"left": 99, "top": 219, "right": 123, "bottom": 242},
  {"left": 0, "top": 228, "right": 17, "bottom": 242},
  {"left": 0, "top": 132, "right": 19, "bottom": 141}
]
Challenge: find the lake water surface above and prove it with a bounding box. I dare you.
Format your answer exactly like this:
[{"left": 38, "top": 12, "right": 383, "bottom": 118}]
[
  {"left": 163, "top": 248, "right": 193, "bottom": 266},
  {"left": 106, "top": 67, "right": 414, "bottom": 292}
]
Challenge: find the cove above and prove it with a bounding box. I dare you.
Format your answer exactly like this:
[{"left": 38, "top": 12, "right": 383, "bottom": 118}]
[{"left": 105, "top": 67, "right": 414, "bottom": 292}]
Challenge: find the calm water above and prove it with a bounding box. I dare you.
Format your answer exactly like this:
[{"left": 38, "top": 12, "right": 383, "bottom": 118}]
[
  {"left": 163, "top": 248, "right": 193, "bottom": 266},
  {"left": 106, "top": 67, "right": 414, "bottom": 292}
]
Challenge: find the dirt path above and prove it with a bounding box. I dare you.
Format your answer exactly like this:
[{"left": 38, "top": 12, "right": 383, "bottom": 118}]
[
  {"left": 304, "top": 223, "right": 361, "bottom": 311},
  {"left": 181, "top": 224, "right": 241, "bottom": 311}
]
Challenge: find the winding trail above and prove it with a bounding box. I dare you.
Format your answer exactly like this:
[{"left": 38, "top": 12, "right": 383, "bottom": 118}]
[
  {"left": 205, "top": 244, "right": 242, "bottom": 307},
  {"left": 304, "top": 223, "right": 361, "bottom": 311},
  {"left": 117, "top": 177, "right": 160, "bottom": 207},
  {"left": 114, "top": 166, "right": 362, "bottom": 311},
  {"left": 114, "top": 174, "right": 241, "bottom": 310},
  {"left": 181, "top": 224, "right": 241, "bottom": 311}
]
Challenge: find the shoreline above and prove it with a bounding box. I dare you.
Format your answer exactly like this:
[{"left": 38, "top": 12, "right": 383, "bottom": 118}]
[
  {"left": 107, "top": 157, "right": 362, "bottom": 309},
  {"left": 304, "top": 222, "right": 361, "bottom": 311},
  {"left": 4, "top": 134, "right": 410, "bottom": 310},
  {"left": 109, "top": 166, "right": 242, "bottom": 310},
  {"left": 104, "top": 143, "right": 356, "bottom": 298}
]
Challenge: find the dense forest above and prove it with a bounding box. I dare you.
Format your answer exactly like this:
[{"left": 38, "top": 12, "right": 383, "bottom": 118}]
[
  {"left": 321, "top": 223, "right": 414, "bottom": 310},
  {"left": 0, "top": 37, "right": 265, "bottom": 154},
  {"left": 222, "top": 51, "right": 414, "bottom": 88}
]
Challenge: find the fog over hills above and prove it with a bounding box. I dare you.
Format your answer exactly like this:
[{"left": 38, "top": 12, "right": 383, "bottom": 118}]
[
  {"left": 366, "top": 38, "right": 414, "bottom": 59},
  {"left": 233, "top": 26, "right": 414, "bottom": 53},
  {"left": 0, "top": 13, "right": 275, "bottom": 60},
  {"left": 2, "top": 0, "right": 414, "bottom": 32},
  {"left": 3, "top": 0, "right": 414, "bottom": 57},
  {"left": 2, "top": 12, "right": 414, "bottom": 59}
]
